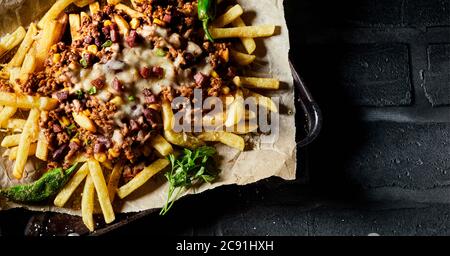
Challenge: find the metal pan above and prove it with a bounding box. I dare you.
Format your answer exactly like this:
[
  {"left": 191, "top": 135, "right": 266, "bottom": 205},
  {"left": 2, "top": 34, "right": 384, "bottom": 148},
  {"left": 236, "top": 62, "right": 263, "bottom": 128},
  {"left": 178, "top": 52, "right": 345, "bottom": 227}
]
[{"left": 19, "top": 59, "right": 322, "bottom": 236}]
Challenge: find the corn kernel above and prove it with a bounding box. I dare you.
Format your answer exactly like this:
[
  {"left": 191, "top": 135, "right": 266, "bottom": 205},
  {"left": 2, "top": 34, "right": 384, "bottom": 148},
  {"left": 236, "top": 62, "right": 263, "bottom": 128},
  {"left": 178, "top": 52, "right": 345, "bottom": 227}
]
[
  {"left": 83, "top": 109, "right": 91, "bottom": 116},
  {"left": 103, "top": 20, "right": 112, "bottom": 27},
  {"left": 110, "top": 96, "right": 124, "bottom": 106},
  {"left": 70, "top": 138, "right": 81, "bottom": 144},
  {"left": 52, "top": 53, "right": 61, "bottom": 63},
  {"left": 153, "top": 18, "right": 164, "bottom": 26},
  {"left": 221, "top": 86, "right": 230, "bottom": 95},
  {"left": 94, "top": 153, "right": 107, "bottom": 163},
  {"left": 87, "top": 44, "right": 98, "bottom": 54},
  {"left": 148, "top": 103, "right": 160, "bottom": 111},
  {"left": 60, "top": 116, "right": 70, "bottom": 127},
  {"left": 51, "top": 44, "right": 58, "bottom": 52},
  {"left": 211, "top": 70, "right": 219, "bottom": 78},
  {"left": 130, "top": 18, "right": 140, "bottom": 30},
  {"left": 102, "top": 160, "right": 113, "bottom": 169},
  {"left": 108, "top": 148, "right": 120, "bottom": 158}
]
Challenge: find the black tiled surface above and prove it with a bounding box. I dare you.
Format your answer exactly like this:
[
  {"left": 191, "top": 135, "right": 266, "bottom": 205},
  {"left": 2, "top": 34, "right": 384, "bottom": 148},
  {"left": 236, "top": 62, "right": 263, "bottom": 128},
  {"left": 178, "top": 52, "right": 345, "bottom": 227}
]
[{"left": 2, "top": 0, "right": 450, "bottom": 236}]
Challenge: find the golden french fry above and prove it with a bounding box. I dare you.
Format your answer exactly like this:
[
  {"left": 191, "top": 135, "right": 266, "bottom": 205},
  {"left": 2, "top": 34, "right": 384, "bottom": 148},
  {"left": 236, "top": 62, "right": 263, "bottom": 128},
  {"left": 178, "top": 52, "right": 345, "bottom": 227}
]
[
  {"left": 8, "top": 67, "right": 21, "bottom": 92},
  {"left": 212, "top": 4, "right": 244, "bottom": 28},
  {"left": 89, "top": 1, "right": 100, "bottom": 14},
  {"left": 19, "top": 46, "right": 37, "bottom": 84},
  {"left": 69, "top": 14, "right": 81, "bottom": 41},
  {"left": 210, "top": 25, "right": 276, "bottom": 39},
  {"left": 3, "top": 119, "right": 26, "bottom": 131},
  {"left": 161, "top": 101, "right": 204, "bottom": 149},
  {"left": 107, "top": 162, "right": 123, "bottom": 202},
  {"left": 244, "top": 88, "right": 278, "bottom": 113},
  {"left": 107, "top": 0, "right": 121, "bottom": 5},
  {"left": 233, "top": 76, "right": 280, "bottom": 90},
  {"left": 0, "top": 106, "right": 17, "bottom": 128},
  {"left": 81, "top": 174, "right": 95, "bottom": 232},
  {"left": 198, "top": 132, "right": 245, "bottom": 151},
  {"left": 38, "top": 0, "right": 74, "bottom": 29},
  {"left": 36, "top": 14, "right": 68, "bottom": 70},
  {"left": 0, "top": 26, "right": 26, "bottom": 57},
  {"left": 231, "top": 17, "right": 257, "bottom": 54},
  {"left": 35, "top": 130, "right": 49, "bottom": 161},
  {"left": 12, "top": 108, "right": 39, "bottom": 179},
  {"left": 1, "top": 134, "right": 21, "bottom": 148},
  {"left": 54, "top": 163, "right": 89, "bottom": 207},
  {"left": 117, "top": 158, "right": 170, "bottom": 199},
  {"left": 73, "top": 112, "right": 96, "bottom": 132},
  {"left": 230, "top": 49, "right": 256, "bottom": 66},
  {"left": 233, "top": 122, "right": 258, "bottom": 134},
  {"left": 225, "top": 89, "right": 245, "bottom": 127},
  {"left": 115, "top": 3, "right": 145, "bottom": 19},
  {"left": 88, "top": 160, "right": 115, "bottom": 224},
  {"left": 0, "top": 92, "right": 58, "bottom": 110},
  {"left": 114, "top": 14, "right": 130, "bottom": 36},
  {"left": 8, "top": 143, "right": 37, "bottom": 161},
  {"left": 151, "top": 134, "right": 174, "bottom": 157},
  {"left": 74, "top": 0, "right": 94, "bottom": 7},
  {"left": 8, "top": 23, "right": 38, "bottom": 68}
]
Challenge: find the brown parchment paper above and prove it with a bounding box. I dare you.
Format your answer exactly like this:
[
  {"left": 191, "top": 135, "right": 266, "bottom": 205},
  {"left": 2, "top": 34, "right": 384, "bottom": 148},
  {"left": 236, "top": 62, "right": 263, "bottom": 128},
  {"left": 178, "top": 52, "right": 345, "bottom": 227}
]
[{"left": 0, "top": 0, "right": 296, "bottom": 214}]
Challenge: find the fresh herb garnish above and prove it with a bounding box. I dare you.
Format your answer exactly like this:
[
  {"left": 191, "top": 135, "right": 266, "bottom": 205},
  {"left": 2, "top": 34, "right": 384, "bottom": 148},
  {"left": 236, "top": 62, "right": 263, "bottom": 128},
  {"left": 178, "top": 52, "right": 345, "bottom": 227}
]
[
  {"left": 160, "top": 146, "right": 217, "bottom": 215},
  {"left": 155, "top": 48, "right": 167, "bottom": 57},
  {"left": 80, "top": 58, "right": 88, "bottom": 68},
  {"left": 75, "top": 90, "right": 84, "bottom": 99},
  {"left": 102, "top": 40, "right": 113, "bottom": 48},
  {"left": 88, "top": 87, "right": 97, "bottom": 95},
  {"left": 128, "top": 95, "right": 135, "bottom": 101},
  {"left": 66, "top": 123, "right": 77, "bottom": 135}
]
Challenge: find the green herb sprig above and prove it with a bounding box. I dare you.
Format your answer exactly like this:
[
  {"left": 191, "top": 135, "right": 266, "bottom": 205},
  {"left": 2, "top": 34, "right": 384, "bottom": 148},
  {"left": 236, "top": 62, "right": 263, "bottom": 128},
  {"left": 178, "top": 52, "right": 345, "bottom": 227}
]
[{"left": 160, "top": 146, "right": 217, "bottom": 215}]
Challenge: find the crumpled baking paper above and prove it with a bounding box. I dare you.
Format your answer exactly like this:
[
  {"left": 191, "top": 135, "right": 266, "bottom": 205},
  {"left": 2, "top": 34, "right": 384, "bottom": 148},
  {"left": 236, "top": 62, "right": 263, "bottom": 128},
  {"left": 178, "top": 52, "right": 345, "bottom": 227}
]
[{"left": 0, "top": 0, "right": 296, "bottom": 214}]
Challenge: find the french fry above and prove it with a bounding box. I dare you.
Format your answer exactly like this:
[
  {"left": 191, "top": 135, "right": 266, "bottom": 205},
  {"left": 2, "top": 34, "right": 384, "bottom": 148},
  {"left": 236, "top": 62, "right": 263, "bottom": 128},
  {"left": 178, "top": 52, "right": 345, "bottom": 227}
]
[
  {"left": 3, "top": 119, "right": 26, "bottom": 130},
  {"left": 0, "top": 26, "right": 26, "bottom": 57},
  {"left": 151, "top": 134, "right": 174, "bottom": 157},
  {"left": 233, "top": 76, "right": 280, "bottom": 90},
  {"left": 12, "top": 108, "right": 39, "bottom": 179},
  {"left": 8, "top": 67, "right": 21, "bottom": 92},
  {"left": 0, "top": 106, "right": 17, "bottom": 128},
  {"left": 210, "top": 25, "right": 275, "bottom": 39},
  {"left": 8, "top": 23, "right": 38, "bottom": 68},
  {"left": 35, "top": 130, "right": 49, "bottom": 161},
  {"left": 114, "top": 14, "right": 130, "bottom": 36},
  {"left": 73, "top": 112, "right": 96, "bottom": 132},
  {"left": 212, "top": 4, "right": 244, "bottom": 28},
  {"left": 115, "top": 3, "right": 145, "bottom": 19},
  {"left": 0, "top": 92, "right": 58, "bottom": 110},
  {"left": 81, "top": 174, "right": 95, "bottom": 232},
  {"left": 225, "top": 89, "right": 245, "bottom": 127},
  {"left": 74, "top": 0, "right": 94, "bottom": 7},
  {"left": 36, "top": 14, "right": 68, "bottom": 70},
  {"left": 231, "top": 18, "right": 257, "bottom": 54},
  {"left": 1, "top": 134, "right": 21, "bottom": 148},
  {"left": 230, "top": 49, "right": 256, "bottom": 65},
  {"left": 54, "top": 163, "right": 89, "bottom": 207},
  {"left": 244, "top": 88, "right": 278, "bottom": 113},
  {"left": 8, "top": 143, "right": 37, "bottom": 161},
  {"left": 117, "top": 158, "right": 170, "bottom": 199},
  {"left": 107, "top": 0, "right": 121, "bottom": 5},
  {"left": 88, "top": 160, "right": 115, "bottom": 224},
  {"left": 161, "top": 101, "right": 204, "bottom": 149},
  {"left": 107, "top": 162, "right": 123, "bottom": 202},
  {"left": 38, "top": 0, "right": 74, "bottom": 29},
  {"left": 69, "top": 14, "right": 81, "bottom": 41},
  {"left": 198, "top": 132, "right": 245, "bottom": 151},
  {"left": 233, "top": 122, "right": 258, "bottom": 134},
  {"left": 19, "top": 46, "right": 37, "bottom": 84},
  {"left": 89, "top": 1, "right": 100, "bottom": 14}
]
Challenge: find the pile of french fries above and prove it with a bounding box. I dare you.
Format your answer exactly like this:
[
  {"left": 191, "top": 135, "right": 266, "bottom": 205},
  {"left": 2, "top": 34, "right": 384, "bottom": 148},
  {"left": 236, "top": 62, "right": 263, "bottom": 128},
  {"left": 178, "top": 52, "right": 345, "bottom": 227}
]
[{"left": 0, "top": 0, "right": 283, "bottom": 231}]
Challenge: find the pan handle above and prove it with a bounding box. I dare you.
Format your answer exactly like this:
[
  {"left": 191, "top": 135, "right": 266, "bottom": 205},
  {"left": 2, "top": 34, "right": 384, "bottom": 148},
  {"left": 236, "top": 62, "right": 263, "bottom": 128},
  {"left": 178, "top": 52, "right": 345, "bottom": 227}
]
[{"left": 290, "top": 59, "right": 322, "bottom": 147}]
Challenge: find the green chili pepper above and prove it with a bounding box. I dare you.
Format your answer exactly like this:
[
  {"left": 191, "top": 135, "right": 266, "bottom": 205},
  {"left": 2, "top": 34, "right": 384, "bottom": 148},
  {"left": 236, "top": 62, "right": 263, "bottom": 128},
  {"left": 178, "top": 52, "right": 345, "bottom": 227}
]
[
  {"left": 198, "top": 0, "right": 216, "bottom": 42},
  {"left": 0, "top": 164, "right": 79, "bottom": 203}
]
